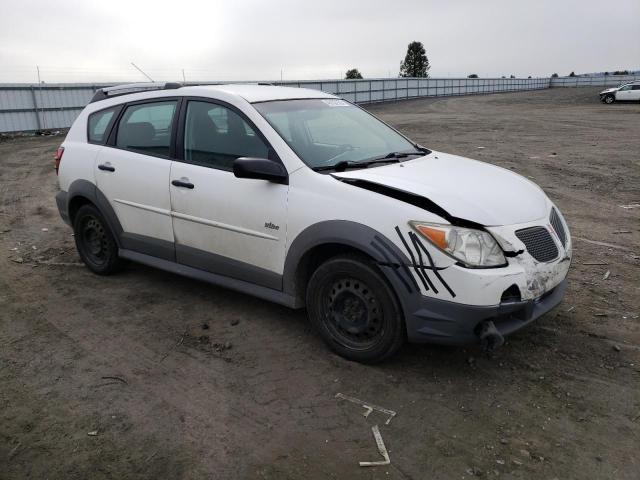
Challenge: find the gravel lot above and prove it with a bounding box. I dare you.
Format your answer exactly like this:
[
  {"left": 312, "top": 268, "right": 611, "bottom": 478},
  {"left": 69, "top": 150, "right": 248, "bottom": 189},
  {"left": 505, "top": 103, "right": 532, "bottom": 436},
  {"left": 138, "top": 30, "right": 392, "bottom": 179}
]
[{"left": 1, "top": 87, "right": 639, "bottom": 479}]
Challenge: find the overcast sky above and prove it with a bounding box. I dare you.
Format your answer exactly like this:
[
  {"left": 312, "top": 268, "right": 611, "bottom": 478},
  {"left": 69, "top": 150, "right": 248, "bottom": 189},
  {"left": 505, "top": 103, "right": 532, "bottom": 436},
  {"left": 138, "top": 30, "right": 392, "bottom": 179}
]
[{"left": 1, "top": 0, "right": 638, "bottom": 83}]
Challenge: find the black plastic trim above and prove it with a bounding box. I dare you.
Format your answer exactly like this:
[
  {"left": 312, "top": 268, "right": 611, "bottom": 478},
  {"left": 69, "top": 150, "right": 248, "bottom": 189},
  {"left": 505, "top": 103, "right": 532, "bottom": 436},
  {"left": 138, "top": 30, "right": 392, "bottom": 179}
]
[
  {"left": 176, "top": 244, "right": 282, "bottom": 291},
  {"left": 120, "top": 233, "right": 175, "bottom": 262},
  {"left": 233, "top": 157, "right": 289, "bottom": 185},
  {"left": 282, "top": 220, "right": 415, "bottom": 306},
  {"left": 65, "top": 179, "right": 124, "bottom": 245}
]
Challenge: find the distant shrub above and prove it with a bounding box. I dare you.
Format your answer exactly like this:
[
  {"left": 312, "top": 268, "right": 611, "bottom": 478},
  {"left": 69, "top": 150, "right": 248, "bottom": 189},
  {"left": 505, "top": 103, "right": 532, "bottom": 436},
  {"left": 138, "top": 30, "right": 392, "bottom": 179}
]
[
  {"left": 551, "top": 73, "right": 559, "bottom": 78},
  {"left": 467, "top": 74, "right": 478, "bottom": 78},
  {"left": 345, "top": 68, "right": 363, "bottom": 79}
]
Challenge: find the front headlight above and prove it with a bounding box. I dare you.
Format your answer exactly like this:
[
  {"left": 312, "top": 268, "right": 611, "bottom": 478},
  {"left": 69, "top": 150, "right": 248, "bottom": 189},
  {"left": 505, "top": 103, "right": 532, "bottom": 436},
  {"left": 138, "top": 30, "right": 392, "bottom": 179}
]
[{"left": 410, "top": 221, "right": 507, "bottom": 268}]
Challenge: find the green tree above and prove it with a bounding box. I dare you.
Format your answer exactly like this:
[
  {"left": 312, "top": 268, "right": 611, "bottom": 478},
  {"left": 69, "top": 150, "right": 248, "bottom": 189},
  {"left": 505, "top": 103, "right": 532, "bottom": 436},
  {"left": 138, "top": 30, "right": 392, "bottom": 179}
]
[
  {"left": 345, "top": 68, "right": 363, "bottom": 79},
  {"left": 467, "top": 74, "right": 478, "bottom": 78},
  {"left": 568, "top": 71, "right": 576, "bottom": 77},
  {"left": 551, "top": 73, "right": 559, "bottom": 78},
  {"left": 399, "top": 41, "right": 430, "bottom": 78}
]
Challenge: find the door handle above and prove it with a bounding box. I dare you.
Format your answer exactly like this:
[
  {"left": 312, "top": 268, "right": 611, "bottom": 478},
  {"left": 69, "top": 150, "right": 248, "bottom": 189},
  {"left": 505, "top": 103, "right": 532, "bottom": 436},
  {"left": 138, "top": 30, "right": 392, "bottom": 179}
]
[
  {"left": 98, "top": 163, "right": 115, "bottom": 172},
  {"left": 172, "top": 179, "right": 195, "bottom": 189}
]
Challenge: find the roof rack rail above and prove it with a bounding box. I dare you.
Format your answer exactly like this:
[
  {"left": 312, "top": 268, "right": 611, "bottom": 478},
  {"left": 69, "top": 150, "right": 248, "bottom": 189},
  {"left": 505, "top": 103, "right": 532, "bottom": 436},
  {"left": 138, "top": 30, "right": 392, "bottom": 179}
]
[{"left": 90, "top": 82, "right": 183, "bottom": 103}]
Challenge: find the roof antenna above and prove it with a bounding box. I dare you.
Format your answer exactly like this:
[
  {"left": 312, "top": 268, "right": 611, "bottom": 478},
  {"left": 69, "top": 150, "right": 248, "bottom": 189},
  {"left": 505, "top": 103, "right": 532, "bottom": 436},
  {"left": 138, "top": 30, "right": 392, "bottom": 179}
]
[{"left": 131, "top": 62, "right": 154, "bottom": 82}]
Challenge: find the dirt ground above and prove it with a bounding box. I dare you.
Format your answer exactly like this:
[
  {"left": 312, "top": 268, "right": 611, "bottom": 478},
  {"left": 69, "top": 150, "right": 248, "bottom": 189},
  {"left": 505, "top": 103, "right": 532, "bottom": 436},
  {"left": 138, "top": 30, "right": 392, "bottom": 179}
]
[{"left": 1, "top": 87, "right": 639, "bottom": 479}]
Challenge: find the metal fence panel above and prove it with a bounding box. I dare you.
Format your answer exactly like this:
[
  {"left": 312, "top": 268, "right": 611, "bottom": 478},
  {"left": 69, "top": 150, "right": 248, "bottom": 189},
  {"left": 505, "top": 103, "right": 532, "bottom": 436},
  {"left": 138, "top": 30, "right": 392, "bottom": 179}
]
[{"left": 1, "top": 75, "right": 638, "bottom": 133}]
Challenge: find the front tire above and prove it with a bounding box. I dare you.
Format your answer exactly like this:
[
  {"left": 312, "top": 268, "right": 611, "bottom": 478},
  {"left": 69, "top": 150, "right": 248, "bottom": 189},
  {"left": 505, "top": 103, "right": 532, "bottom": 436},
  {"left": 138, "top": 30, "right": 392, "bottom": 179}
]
[
  {"left": 604, "top": 94, "right": 615, "bottom": 104},
  {"left": 73, "top": 204, "right": 124, "bottom": 275},
  {"left": 306, "top": 254, "right": 405, "bottom": 363}
]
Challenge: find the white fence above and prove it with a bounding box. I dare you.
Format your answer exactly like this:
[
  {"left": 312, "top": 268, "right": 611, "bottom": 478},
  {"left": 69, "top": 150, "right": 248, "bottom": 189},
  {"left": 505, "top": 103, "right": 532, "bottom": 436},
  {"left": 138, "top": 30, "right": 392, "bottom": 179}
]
[
  {"left": 550, "top": 74, "right": 639, "bottom": 87},
  {"left": 0, "top": 75, "right": 638, "bottom": 133}
]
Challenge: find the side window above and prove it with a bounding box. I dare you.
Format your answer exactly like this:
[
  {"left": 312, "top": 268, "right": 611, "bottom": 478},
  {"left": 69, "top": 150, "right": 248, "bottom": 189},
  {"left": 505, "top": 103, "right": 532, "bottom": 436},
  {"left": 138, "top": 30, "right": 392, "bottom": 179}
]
[
  {"left": 116, "top": 101, "right": 177, "bottom": 157},
  {"left": 87, "top": 107, "right": 117, "bottom": 144},
  {"left": 632, "top": 85, "right": 640, "bottom": 90},
  {"left": 184, "top": 101, "right": 269, "bottom": 170}
]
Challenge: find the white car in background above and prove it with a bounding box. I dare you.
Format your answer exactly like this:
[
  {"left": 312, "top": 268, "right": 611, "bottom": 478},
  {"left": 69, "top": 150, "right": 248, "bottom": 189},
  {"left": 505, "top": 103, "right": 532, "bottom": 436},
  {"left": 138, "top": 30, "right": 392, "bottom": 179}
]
[
  {"left": 54, "top": 82, "right": 571, "bottom": 362},
  {"left": 599, "top": 82, "right": 640, "bottom": 103}
]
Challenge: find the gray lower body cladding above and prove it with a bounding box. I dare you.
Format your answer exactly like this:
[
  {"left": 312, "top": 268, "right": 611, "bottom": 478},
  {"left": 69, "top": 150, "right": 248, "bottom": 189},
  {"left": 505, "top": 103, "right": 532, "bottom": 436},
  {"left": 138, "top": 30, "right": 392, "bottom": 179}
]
[
  {"left": 56, "top": 190, "right": 70, "bottom": 225},
  {"left": 400, "top": 278, "right": 567, "bottom": 345}
]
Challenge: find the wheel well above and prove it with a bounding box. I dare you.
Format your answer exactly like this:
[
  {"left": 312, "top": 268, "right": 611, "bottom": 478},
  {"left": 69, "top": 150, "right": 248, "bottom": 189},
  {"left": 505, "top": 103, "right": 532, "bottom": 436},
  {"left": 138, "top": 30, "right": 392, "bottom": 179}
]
[
  {"left": 293, "top": 243, "right": 376, "bottom": 304},
  {"left": 68, "top": 195, "right": 94, "bottom": 224}
]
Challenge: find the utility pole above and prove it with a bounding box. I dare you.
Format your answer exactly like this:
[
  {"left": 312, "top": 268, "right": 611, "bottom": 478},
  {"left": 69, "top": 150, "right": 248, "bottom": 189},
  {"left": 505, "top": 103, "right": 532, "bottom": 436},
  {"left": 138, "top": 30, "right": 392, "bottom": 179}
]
[
  {"left": 182, "top": 69, "right": 186, "bottom": 83},
  {"left": 280, "top": 68, "right": 283, "bottom": 82},
  {"left": 36, "top": 65, "right": 46, "bottom": 130}
]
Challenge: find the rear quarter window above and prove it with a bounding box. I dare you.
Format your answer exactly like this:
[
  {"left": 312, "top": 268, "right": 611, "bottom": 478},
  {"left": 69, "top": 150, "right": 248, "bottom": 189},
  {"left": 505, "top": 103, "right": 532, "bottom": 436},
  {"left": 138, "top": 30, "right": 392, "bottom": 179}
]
[{"left": 87, "top": 107, "right": 118, "bottom": 144}]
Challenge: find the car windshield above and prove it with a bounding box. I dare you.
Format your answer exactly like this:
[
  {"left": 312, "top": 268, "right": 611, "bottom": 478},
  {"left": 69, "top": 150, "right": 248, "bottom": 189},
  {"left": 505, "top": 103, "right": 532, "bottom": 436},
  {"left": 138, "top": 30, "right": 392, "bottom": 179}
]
[{"left": 253, "top": 99, "right": 423, "bottom": 170}]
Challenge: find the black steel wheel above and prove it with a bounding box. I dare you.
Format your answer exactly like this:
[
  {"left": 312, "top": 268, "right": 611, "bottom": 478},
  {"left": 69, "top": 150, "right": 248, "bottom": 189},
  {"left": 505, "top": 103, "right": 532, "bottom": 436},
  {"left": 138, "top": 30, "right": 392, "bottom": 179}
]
[
  {"left": 306, "top": 254, "right": 404, "bottom": 363},
  {"left": 73, "top": 204, "right": 124, "bottom": 275}
]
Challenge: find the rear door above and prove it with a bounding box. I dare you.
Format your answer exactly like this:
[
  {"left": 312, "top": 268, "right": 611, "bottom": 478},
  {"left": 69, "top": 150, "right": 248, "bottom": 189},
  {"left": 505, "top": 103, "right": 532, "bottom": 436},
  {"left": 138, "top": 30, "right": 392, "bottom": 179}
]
[
  {"left": 95, "top": 99, "right": 179, "bottom": 260},
  {"left": 169, "top": 99, "right": 288, "bottom": 289},
  {"left": 631, "top": 85, "right": 640, "bottom": 101}
]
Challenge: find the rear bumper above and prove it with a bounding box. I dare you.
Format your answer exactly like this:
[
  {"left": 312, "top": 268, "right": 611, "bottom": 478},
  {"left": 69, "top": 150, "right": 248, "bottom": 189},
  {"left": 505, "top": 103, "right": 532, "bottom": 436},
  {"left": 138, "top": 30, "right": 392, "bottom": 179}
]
[
  {"left": 405, "top": 279, "right": 567, "bottom": 345},
  {"left": 55, "top": 190, "right": 70, "bottom": 225}
]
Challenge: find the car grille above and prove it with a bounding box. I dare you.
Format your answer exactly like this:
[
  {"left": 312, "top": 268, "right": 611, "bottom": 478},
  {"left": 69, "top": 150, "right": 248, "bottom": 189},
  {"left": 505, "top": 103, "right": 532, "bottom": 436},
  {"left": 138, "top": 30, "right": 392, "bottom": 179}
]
[
  {"left": 515, "top": 226, "right": 559, "bottom": 262},
  {"left": 549, "top": 207, "right": 567, "bottom": 247}
]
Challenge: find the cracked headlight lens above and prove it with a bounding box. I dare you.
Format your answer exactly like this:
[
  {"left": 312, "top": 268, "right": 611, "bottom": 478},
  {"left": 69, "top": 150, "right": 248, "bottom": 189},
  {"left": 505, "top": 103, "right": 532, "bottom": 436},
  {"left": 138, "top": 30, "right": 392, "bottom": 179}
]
[{"left": 410, "top": 221, "right": 507, "bottom": 267}]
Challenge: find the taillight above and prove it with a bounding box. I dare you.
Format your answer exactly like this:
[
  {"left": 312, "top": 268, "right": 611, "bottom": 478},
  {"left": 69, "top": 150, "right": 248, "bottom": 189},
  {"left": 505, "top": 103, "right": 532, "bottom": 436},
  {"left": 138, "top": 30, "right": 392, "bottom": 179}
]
[{"left": 54, "top": 146, "right": 65, "bottom": 175}]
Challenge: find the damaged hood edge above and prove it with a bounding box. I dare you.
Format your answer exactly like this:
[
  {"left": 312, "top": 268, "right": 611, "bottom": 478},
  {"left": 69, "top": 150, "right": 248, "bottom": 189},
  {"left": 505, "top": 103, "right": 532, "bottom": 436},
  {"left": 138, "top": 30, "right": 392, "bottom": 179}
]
[{"left": 331, "top": 152, "right": 550, "bottom": 226}]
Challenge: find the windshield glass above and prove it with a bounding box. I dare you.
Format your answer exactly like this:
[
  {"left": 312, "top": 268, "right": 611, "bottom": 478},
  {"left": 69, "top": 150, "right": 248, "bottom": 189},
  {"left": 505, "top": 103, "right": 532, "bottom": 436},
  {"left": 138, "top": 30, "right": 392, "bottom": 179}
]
[{"left": 253, "top": 99, "right": 420, "bottom": 169}]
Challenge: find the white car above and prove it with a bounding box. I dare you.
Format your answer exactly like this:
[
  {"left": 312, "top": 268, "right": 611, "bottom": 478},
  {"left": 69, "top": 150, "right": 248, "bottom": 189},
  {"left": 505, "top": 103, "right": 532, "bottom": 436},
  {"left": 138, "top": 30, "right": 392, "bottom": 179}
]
[
  {"left": 599, "top": 82, "right": 640, "bottom": 103},
  {"left": 55, "top": 82, "right": 571, "bottom": 362}
]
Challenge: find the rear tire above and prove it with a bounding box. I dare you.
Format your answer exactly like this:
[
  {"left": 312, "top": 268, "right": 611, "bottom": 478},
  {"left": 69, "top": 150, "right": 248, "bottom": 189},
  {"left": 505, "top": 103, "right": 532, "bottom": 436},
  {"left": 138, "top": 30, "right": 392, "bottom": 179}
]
[
  {"left": 604, "top": 94, "right": 615, "bottom": 104},
  {"left": 306, "top": 254, "right": 405, "bottom": 363},
  {"left": 73, "top": 204, "right": 124, "bottom": 275}
]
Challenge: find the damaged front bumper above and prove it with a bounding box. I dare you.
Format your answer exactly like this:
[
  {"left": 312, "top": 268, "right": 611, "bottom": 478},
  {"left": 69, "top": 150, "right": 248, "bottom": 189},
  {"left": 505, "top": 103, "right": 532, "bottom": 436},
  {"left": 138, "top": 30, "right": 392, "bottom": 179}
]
[{"left": 404, "top": 279, "right": 567, "bottom": 346}]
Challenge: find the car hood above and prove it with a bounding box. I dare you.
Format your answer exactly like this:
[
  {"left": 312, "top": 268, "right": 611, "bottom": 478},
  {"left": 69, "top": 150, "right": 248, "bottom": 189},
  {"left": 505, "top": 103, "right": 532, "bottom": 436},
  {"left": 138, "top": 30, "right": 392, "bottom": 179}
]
[
  {"left": 332, "top": 152, "right": 549, "bottom": 226},
  {"left": 600, "top": 87, "right": 617, "bottom": 94}
]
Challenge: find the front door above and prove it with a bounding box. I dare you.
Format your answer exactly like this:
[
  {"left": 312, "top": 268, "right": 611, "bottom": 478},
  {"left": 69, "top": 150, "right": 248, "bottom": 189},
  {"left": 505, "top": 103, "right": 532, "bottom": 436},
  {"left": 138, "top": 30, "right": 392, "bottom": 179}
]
[
  {"left": 170, "top": 99, "right": 288, "bottom": 289},
  {"left": 95, "top": 99, "right": 178, "bottom": 260},
  {"left": 616, "top": 85, "right": 633, "bottom": 101}
]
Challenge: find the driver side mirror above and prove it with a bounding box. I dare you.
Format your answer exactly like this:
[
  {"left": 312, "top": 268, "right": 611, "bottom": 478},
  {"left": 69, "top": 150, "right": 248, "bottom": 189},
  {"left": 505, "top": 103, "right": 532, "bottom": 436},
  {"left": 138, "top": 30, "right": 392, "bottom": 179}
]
[{"left": 233, "top": 157, "right": 289, "bottom": 185}]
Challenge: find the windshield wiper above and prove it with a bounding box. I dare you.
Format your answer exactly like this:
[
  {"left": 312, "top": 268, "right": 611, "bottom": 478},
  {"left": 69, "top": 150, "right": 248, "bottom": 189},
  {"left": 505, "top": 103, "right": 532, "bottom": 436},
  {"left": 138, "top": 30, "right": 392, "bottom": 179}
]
[
  {"left": 312, "top": 158, "right": 402, "bottom": 172},
  {"left": 369, "top": 150, "right": 425, "bottom": 161},
  {"left": 312, "top": 160, "right": 353, "bottom": 172},
  {"left": 312, "top": 150, "right": 425, "bottom": 172}
]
